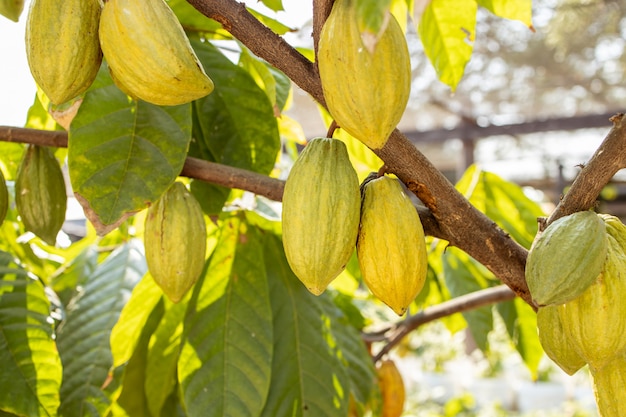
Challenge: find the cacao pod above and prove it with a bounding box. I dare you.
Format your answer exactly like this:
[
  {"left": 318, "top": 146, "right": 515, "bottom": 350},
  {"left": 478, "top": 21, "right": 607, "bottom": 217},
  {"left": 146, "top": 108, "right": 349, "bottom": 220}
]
[
  {"left": 25, "top": 0, "right": 102, "bottom": 105},
  {"left": 536, "top": 305, "right": 586, "bottom": 375},
  {"left": 590, "top": 352, "right": 626, "bottom": 417},
  {"left": 282, "top": 137, "right": 361, "bottom": 295},
  {"left": 526, "top": 210, "right": 607, "bottom": 306},
  {"left": 15, "top": 145, "right": 67, "bottom": 245},
  {"left": 0, "top": 0, "right": 24, "bottom": 22},
  {"left": 357, "top": 175, "right": 427, "bottom": 315},
  {"left": 0, "top": 169, "right": 7, "bottom": 225},
  {"left": 377, "top": 359, "right": 405, "bottom": 417},
  {"left": 144, "top": 182, "right": 207, "bottom": 303},
  {"left": 99, "top": 0, "right": 214, "bottom": 106},
  {"left": 317, "top": 0, "right": 411, "bottom": 150},
  {"left": 557, "top": 231, "right": 626, "bottom": 369}
]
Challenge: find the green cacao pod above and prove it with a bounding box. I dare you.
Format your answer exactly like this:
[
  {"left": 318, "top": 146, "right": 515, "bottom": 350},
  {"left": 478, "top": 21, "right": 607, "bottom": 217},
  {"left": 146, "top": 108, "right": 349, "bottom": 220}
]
[
  {"left": 0, "top": 169, "right": 7, "bottom": 226},
  {"left": 25, "top": 0, "right": 102, "bottom": 105},
  {"left": 557, "top": 231, "right": 626, "bottom": 369},
  {"left": 377, "top": 359, "right": 405, "bottom": 417},
  {"left": 0, "top": 0, "right": 24, "bottom": 22},
  {"left": 15, "top": 145, "right": 67, "bottom": 245},
  {"left": 99, "top": 0, "right": 214, "bottom": 106},
  {"left": 590, "top": 352, "right": 626, "bottom": 417},
  {"left": 282, "top": 137, "right": 361, "bottom": 295},
  {"left": 317, "top": 0, "right": 411, "bottom": 150},
  {"left": 144, "top": 182, "right": 207, "bottom": 303},
  {"left": 536, "top": 305, "right": 586, "bottom": 375},
  {"left": 357, "top": 175, "right": 427, "bottom": 315},
  {"left": 526, "top": 210, "right": 607, "bottom": 306}
]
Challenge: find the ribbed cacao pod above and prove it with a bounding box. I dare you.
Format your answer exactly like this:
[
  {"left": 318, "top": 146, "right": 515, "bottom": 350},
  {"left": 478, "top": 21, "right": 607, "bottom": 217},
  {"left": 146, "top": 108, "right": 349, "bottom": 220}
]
[
  {"left": 557, "top": 231, "right": 626, "bottom": 369},
  {"left": 317, "top": 0, "right": 410, "bottom": 150},
  {"left": 15, "top": 145, "right": 67, "bottom": 245},
  {"left": 536, "top": 305, "right": 586, "bottom": 375},
  {"left": 0, "top": 0, "right": 24, "bottom": 22},
  {"left": 357, "top": 175, "right": 427, "bottom": 315},
  {"left": 144, "top": 182, "right": 207, "bottom": 303},
  {"left": 25, "top": 0, "right": 102, "bottom": 105},
  {"left": 526, "top": 210, "right": 607, "bottom": 306},
  {"left": 282, "top": 137, "right": 361, "bottom": 295},
  {"left": 377, "top": 359, "right": 405, "bottom": 417},
  {"left": 0, "top": 169, "right": 7, "bottom": 226},
  {"left": 99, "top": 0, "right": 214, "bottom": 106},
  {"left": 590, "top": 352, "right": 626, "bottom": 417}
]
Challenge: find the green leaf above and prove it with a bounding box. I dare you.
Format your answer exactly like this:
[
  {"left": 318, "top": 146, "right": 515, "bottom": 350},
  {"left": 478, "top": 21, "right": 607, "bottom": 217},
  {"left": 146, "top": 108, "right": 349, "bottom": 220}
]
[
  {"left": 179, "top": 214, "right": 273, "bottom": 417},
  {"left": 477, "top": 0, "right": 532, "bottom": 27},
  {"left": 68, "top": 65, "right": 192, "bottom": 234},
  {"left": 260, "top": 235, "right": 350, "bottom": 417},
  {"left": 56, "top": 240, "right": 147, "bottom": 417},
  {"left": 190, "top": 40, "right": 280, "bottom": 176},
  {"left": 455, "top": 165, "right": 545, "bottom": 249},
  {"left": 260, "top": 0, "right": 283, "bottom": 12},
  {"left": 239, "top": 47, "right": 279, "bottom": 111},
  {"left": 496, "top": 298, "right": 542, "bottom": 380},
  {"left": 356, "top": 0, "right": 392, "bottom": 47},
  {"left": 418, "top": 0, "right": 476, "bottom": 90},
  {"left": 0, "top": 252, "right": 62, "bottom": 417},
  {"left": 441, "top": 247, "right": 494, "bottom": 352},
  {"left": 0, "top": 0, "right": 24, "bottom": 22},
  {"left": 49, "top": 246, "right": 98, "bottom": 308},
  {"left": 168, "top": 0, "right": 227, "bottom": 34},
  {"left": 247, "top": 9, "right": 293, "bottom": 35}
]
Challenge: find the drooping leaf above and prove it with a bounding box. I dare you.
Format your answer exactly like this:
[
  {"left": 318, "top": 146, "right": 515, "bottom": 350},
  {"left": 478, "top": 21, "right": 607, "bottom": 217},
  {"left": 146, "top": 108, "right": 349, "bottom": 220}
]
[
  {"left": 477, "top": 0, "right": 532, "bottom": 27},
  {"left": 260, "top": 234, "right": 350, "bottom": 417},
  {"left": 418, "top": 0, "right": 476, "bottom": 90},
  {"left": 0, "top": 252, "right": 62, "bottom": 417},
  {"left": 239, "top": 48, "right": 279, "bottom": 111},
  {"left": 168, "top": 0, "right": 228, "bottom": 36},
  {"left": 68, "top": 65, "right": 192, "bottom": 234},
  {"left": 496, "top": 298, "right": 542, "bottom": 380},
  {"left": 455, "top": 165, "right": 545, "bottom": 249},
  {"left": 190, "top": 39, "right": 280, "bottom": 176},
  {"left": 56, "top": 240, "right": 147, "bottom": 417},
  {"left": 179, "top": 214, "right": 273, "bottom": 417},
  {"left": 49, "top": 246, "right": 98, "bottom": 308},
  {"left": 441, "top": 247, "right": 494, "bottom": 352},
  {"left": 259, "top": 0, "right": 283, "bottom": 12}
]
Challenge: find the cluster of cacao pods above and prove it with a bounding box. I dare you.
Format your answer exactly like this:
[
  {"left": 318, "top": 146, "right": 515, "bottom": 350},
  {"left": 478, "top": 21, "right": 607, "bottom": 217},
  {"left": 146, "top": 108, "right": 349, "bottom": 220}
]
[
  {"left": 282, "top": 137, "right": 428, "bottom": 315},
  {"left": 25, "top": 0, "right": 213, "bottom": 107},
  {"left": 528, "top": 211, "right": 626, "bottom": 416},
  {"left": 317, "top": 0, "right": 411, "bottom": 150},
  {"left": 144, "top": 181, "right": 207, "bottom": 303},
  {"left": 15, "top": 145, "right": 67, "bottom": 245}
]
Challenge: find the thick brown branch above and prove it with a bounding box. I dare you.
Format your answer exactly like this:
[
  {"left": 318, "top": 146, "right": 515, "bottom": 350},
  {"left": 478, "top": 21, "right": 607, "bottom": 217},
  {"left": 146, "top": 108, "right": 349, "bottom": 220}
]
[
  {"left": 546, "top": 113, "right": 626, "bottom": 227},
  {"left": 366, "top": 285, "right": 517, "bottom": 362}
]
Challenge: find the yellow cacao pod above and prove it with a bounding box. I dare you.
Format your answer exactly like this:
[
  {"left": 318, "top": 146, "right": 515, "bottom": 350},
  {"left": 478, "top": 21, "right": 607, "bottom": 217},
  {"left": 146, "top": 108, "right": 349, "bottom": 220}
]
[
  {"left": 0, "top": 169, "right": 7, "bottom": 226},
  {"left": 526, "top": 210, "right": 607, "bottom": 306},
  {"left": 15, "top": 145, "right": 67, "bottom": 245},
  {"left": 557, "top": 231, "right": 626, "bottom": 369},
  {"left": 99, "top": 0, "right": 214, "bottom": 106},
  {"left": 590, "top": 352, "right": 626, "bottom": 417},
  {"left": 377, "top": 359, "right": 405, "bottom": 417},
  {"left": 144, "top": 182, "right": 207, "bottom": 303},
  {"left": 536, "top": 305, "right": 586, "bottom": 375},
  {"left": 282, "top": 137, "right": 361, "bottom": 295},
  {"left": 25, "top": 0, "right": 102, "bottom": 105},
  {"left": 357, "top": 175, "right": 427, "bottom": 315},
  {"left": 0, "top": 0, "right": 24, "bottom": 22},
  {"left": 317, "top": 0, "right": 410, "bottom": 150}
]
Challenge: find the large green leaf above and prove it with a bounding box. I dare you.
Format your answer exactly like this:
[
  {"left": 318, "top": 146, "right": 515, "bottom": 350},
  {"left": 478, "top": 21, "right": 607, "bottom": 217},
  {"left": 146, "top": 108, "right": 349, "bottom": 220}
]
[
  {"left": 56, "top": 240, "right": 146, "bottom": 417},
  {"left": 190, "top": 39, "right": 280, "bottom": 176},
  {"left": 455, "top": 165, "right": 545, "bottom": 249},
  {"left": 260, "top": 235, "right": 350, "bottom": 417},
  {"left": 418, "top": 0, "right": 476, "bottom": 90},
  {"left": 179, "top": 214, "right": 273, "bottom": 417},
  {"left": 441, "top": 247, "right": 494, "bottom": 352},
  {"left": 68, "top": 65, "right": 192, "bottom": 234},
  {"left": 0, "top": 252, "right": 62, "bottom": 417}
]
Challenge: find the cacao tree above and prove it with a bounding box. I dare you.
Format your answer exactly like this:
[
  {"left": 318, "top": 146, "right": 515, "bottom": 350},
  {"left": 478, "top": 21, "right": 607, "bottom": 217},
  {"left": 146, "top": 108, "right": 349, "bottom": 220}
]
[{"left": 1, "top": 0, "right": 624, "bottom": 416}]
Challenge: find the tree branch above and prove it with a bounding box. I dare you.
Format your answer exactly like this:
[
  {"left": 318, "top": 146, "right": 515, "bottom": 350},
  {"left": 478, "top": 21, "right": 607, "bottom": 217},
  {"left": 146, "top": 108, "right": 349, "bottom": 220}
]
[{"left": 365, "top": 285, "right": 517, "bottom": 362}]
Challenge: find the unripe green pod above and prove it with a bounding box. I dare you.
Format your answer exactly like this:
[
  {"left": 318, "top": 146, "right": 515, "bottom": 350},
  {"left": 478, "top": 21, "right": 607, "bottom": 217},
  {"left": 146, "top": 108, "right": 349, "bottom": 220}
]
[
  {"left": 15, "top": 145, "right": 67, "bottom": 245},
  {"left": 282, "top": 137, "right": 361, "bottom": 295},
  {"left": 144, "top": 182, "right": 207, "bottom": 303},
  {"left": 536, "top": 305, "right": 586, "bottom": 375},
  {"left": 526, "top": 210, "right": 607, "bottom": 306}
]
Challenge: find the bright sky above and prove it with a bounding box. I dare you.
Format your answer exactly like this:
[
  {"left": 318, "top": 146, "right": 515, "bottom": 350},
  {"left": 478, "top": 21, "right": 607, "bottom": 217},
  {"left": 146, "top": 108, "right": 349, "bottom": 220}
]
[{"left": 0, "top": 0, "right": 310, "bottom": 127}]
